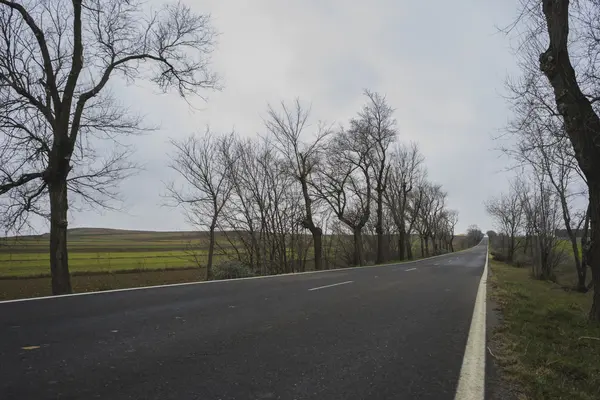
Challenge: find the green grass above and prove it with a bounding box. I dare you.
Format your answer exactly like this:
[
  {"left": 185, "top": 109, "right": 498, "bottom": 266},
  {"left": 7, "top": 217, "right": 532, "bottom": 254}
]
[
  {"left": 489, "top": 259, "right": 600, "bottom": 400},
  {"left": 0, "top": 229, "right": 238, "bottom": 277},
  {"left": 0, "top": 251, "right": 228, "bottom": 277}
]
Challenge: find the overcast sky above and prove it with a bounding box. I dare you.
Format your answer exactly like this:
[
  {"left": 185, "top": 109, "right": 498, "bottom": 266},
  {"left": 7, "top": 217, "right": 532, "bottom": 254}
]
[{"left": 58, "top": 0, "right": 521, "bottom": 235}]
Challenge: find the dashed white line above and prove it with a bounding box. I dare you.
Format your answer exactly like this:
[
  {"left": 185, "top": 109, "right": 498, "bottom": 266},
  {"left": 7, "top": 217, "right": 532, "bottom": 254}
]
[
  {"left": 404, "top": 268, "right": 417, "bottom": 272},
  {"left": 308, "top": 281, "right": 353, "bottom": 291}
]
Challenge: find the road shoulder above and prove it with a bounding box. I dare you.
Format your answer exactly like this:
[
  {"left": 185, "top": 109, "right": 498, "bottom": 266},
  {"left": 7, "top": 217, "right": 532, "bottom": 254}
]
[
  {"left": 485, "top": 265, "right": 523, "bottom": 400},
  {"left": 487, "top": 259, "right": 600, "bottom": 399}
]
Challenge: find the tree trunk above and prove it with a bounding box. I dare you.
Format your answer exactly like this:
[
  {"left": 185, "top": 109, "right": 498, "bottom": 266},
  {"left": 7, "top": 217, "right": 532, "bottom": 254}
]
[
  {"left": 569, "top": 231, "right": 586, "bottom": 292},
  {"left": 206, "top": 225, "right": 216, "bottom": 280},
  {"left": 420, "top": 236, "right": 424, "bottom": 258},
  {"left": 424, "top": 236, "right": 430, "bottom": 257},
  {"left": 540, "top": 0, "right": 600, "bottom": 321},
  {"left": 375, "top": 190, "right": 385, "bottom": 264},
  {"left": 406, "top": 235, "right": 413, "bottom": 260},
  {"left": 582, "top": 205, "right": 591, "bottom": 290},
  {"left": 49, "top": 179, "right": 72, "bottom": 295},
  {"left": 509, "top": 234, "right": 515, "bottom": 263},
  {"left": 313, "top": 228, "right": 323, "bottom": 270},
  {"left": 397, "top": 228, "right": 405, "bottom": 261},
  {"left": 588, "top": 184, "right": 600, "bottom": 320},
  {"left": 449, "top": 236, "right": 455, "bottom": 252},
  {"left": 353, "top": 227, "right": 364, "bottom": 266}
]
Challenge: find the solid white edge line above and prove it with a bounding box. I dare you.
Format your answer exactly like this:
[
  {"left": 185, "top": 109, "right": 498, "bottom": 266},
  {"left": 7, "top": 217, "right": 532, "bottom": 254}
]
[
  {"left": 308, "top": 280, "right": 353, "bottom": 291},
  {"left": 0, "top": 241, "right": 482, "bottom": 305},
  {"left": 454, "top": 241, "right": 488, "bottom": 400}
]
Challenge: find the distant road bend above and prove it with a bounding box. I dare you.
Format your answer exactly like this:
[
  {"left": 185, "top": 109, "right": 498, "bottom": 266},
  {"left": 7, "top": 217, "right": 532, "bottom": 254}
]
[{"left": 1, "top": 240, "right": 488, "bottom": 400}]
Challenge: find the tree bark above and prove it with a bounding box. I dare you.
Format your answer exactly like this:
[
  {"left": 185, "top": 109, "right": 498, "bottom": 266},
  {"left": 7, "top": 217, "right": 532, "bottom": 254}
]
[
  {"left": 353, "top": 227, "right": 364, "bottom": 266},
  {"left": 406, "top": 235, "right": 413, "bottom": 260},
  {"left": 206, "top": 224, "right": 216, "bottom": 280},
  {"left": 313, "top": 228, "right": 323, "bottom": 270},
  {"left": 540, "top": 0, "right": 600, "bottom": 320},
  {"left": 49, "top": 179, "right": 72, "bottom": 295},
  {"left": 588, "top": 183, "right": 600, "bottom": 319},
  {"left": 509, "top": 234, "right": 515, "bottom": 263},
  {"left": 582, "top": 204, "right": 591, "bottom": 289},
  {"left": 375, "top": 189, "right": 385, "bottom": 264},
  {"left": 397, "top": 228, "right": 405, "bottom": 261}
]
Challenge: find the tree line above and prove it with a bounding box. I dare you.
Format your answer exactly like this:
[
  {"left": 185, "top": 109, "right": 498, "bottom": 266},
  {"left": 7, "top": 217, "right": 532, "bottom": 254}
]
[
  {"left": 0, "top": 0, "right": 463, "bottom": 295},
  {"left": 495, "top": 0, "right": 600, "bottom": 321},
  {"left": 167, "top": 92, "right": 462, "bottom": 280}
]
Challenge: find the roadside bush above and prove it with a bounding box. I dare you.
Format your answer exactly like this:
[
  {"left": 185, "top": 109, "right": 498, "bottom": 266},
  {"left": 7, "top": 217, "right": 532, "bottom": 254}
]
[
  {"left": 491, "top": 251, "right": 506, "bottom": 262},
  {"left": 212, "top": 260, "right": 255, "bottom": 280}
]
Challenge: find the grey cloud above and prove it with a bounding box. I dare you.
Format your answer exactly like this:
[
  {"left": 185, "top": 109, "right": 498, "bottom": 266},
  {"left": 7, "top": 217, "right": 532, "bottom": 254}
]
[{"left": 55, "top": 0, "right": 524, "bottom": 234}]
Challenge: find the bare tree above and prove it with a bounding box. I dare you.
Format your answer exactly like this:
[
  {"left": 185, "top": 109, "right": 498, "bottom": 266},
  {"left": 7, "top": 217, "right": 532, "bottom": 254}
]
[
  {"left": 0, "top": 0, "right": 218, "bottom": 294},
  {"left": 445, "top": 210, "right": 459, "bottom": 252},
  {"left": 466, "top": 225, "right": 484, "bottom": 247},
  {"left": 167, "top": 129, "right": 234, "bottom": 280},
  {"left": 519, "top": 171, "right": 564, "bottom": 281},
  {"left": 265, "top": 99, "right": 331, "bottom": 271},
  {"left": 504, "top": 68, "right": 588, "bottom": 288},
  {"left": 385, "top": 142, "right": 424, "bottom": 260},
  {"left": 404, "top": 173, "right": 427, "bottom": 259},
  {"left": 485, "top": 184, "right": 524, "bottom": 263},
  {"left": 314, "top": 121, "right": 372, "bottom": 266},
  {"left": 508, "top": 0, "right": 600, "bottom": 318},
  {"left": 357, "top": 90, "right": 397, "bottom": 264}
]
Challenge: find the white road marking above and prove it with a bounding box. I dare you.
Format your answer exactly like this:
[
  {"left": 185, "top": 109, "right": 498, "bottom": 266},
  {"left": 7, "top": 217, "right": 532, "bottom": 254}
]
[
  {"left": 308, "top": 281, "right": 353, "bottom": 291},
  {"left": 454, "top": 243, "right": 488, "bottom": 400},
  {"left": 404, "top": 268, "right": 417, "bottom": 272}
]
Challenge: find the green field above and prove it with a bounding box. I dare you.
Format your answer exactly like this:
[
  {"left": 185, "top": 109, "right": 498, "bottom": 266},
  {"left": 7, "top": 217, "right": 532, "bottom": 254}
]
[
  {"left": 0, "top": 228, "right": 468, "bottom": 278},
  {"left": 0, "top": 229, "right": 229, "bottom": 277}
]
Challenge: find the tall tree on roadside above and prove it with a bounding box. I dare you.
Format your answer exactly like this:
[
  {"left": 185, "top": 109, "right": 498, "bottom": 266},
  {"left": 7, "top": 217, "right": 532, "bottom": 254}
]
[
  {"left": 511, "top": 0, "right": 600, "bottom": 319},
  {"left": 167, "top": 130, "right": 235, "bottom": 280},
  {"left": 485, "top": 184, "right": 523, "bottom": 263},
  {"left": 0, "top": 0, "right": 218, "bottom": 294},
  {"left": 445, "top": 210, "right": 459, "bottom": 252},
  {"left": 314, "top": 120, "right": 373, "bottom": 266},
  {"left": 265, "top": 99, "right": 331, "bottom": 271},
  {"left": 385, "top": 142, "right": 424, "bottom": 261},
  {"left": 357, "top": 90, "right": 397, "bottom": 264}
]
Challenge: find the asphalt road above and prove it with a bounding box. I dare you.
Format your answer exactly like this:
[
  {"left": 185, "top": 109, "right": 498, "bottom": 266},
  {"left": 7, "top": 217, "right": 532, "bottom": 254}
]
[{"left": 0, "top": 240, "right": 487, "bottom": 400}]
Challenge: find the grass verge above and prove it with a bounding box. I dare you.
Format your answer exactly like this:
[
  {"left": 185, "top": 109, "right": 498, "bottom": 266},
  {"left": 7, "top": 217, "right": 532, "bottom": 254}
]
[{"left": 489, "top": 259, "right": 600, "bottom": 400}]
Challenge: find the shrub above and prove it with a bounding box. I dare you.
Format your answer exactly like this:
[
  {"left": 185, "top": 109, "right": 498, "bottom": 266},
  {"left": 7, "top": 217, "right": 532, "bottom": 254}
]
[
  {"left": 491, "top": 251, "right": 506, "bottom": 262},
  {"left": 212, "top": 260, "right": 255, "bottom": 280}
]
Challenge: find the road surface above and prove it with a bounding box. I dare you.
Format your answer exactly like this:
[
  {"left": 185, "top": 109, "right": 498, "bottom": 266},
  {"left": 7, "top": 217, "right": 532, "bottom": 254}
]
[{"left": 0, "top": 240, "right": 488, "bottom": 399}]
